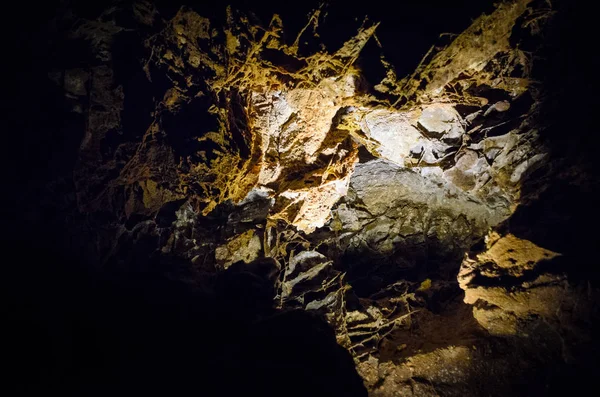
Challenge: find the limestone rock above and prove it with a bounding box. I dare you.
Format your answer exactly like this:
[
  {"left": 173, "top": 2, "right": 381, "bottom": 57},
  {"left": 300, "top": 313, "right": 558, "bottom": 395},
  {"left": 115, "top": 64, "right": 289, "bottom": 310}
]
[
  {"left": 484, "top": 100, "right": 511, "bottom": 116},
  {"left": 282, "top": 250, "right": 337, "bottom": 303},
  {"left": 361, "top": 108, "right": 422, "bottom": 166},
  {"left": 348, "top": 160, "right": 498, "bottom": 223},
  {"left": 28, "top": 1, "right": 592, "bottom": 395},
  {"left": 458, "top": 232, "right": 563, "bottom": 335},
  {"left": 228, "top": 188, "right": 274, "bottom": 227},
  {"left": 321, "top": 160, "right": 507, "bottom": 288},
  {"left": 417, "top": 104, "right": 464, "bottom": 139},
  {"left": 215, "top": 230, "right": 262, "bottom": 269}
]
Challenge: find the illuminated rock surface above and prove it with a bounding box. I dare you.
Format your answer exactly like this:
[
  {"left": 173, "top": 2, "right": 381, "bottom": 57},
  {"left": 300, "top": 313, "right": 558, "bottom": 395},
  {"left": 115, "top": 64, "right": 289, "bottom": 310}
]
[{"left": 8, "top": 0, "right": 600, "bottom": 396}]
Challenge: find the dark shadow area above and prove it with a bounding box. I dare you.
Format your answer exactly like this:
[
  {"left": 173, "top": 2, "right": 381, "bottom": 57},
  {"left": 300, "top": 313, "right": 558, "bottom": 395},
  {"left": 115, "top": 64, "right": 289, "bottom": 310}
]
[
  {"left": 5, "top": 239, "right": 367, "bottom": 397},
  {"left": 507, "top": 0, "right": 600, "bottom": 285},
  {"left": 376, "top": 286, "right": 488, "bottom": 360}
]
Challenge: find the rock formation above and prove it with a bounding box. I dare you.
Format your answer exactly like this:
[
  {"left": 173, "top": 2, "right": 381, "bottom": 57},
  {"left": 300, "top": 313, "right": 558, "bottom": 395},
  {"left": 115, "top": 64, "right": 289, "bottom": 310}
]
[{"left": 8, "top": 0, "right": 600, "bottom": 395}]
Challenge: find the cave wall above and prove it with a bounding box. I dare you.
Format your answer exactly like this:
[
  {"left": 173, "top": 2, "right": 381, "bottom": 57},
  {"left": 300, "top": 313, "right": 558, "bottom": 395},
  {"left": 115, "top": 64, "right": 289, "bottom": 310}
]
[{"left": 7, "top": 0, "right": 600, "bottom": 396}]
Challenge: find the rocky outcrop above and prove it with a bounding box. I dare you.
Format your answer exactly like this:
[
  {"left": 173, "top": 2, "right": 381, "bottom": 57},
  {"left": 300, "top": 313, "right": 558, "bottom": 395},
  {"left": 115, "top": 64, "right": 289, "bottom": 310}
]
[
  {"left": 15, "top": 0, "right": 600, "bottom": 396},
  {"left": 319, "top": 159, "right": 500, "bottom": 293},
  {"left": 458, "top": 232, "right": 590, "bottom": 341}
]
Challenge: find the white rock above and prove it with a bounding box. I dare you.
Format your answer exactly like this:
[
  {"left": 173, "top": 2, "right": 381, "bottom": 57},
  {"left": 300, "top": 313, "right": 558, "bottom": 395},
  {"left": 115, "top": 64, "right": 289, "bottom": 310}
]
[
  {"left": 417, "top": 104, "right": 463, "bottom": 138},
  {"left": 362, "top": 108, "right": 422, "bottom": 166},
  {"left": 510, "top": 153, "right": 547, "bottom": 183}
]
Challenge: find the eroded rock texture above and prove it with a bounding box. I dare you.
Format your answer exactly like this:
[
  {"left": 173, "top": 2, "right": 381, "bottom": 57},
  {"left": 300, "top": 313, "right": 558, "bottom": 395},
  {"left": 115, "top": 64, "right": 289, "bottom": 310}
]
[{"left": 10, "top": 0, "right": 600, "bottom": 395}]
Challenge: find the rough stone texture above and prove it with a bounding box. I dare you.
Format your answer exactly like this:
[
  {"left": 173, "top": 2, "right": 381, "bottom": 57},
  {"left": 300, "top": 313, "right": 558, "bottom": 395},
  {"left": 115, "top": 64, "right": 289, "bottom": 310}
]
[
  {"left": 319, "top": 159, "right": 503, "bottom": 294},
  {"left": 417, "top": 104, "right": 464, "bottom": 139},
  {"left": 52, "top": 0, "right": 547, "bottom": 263},
  {"left": 396, "top": 0, "right": 534, "bottom": 102},
  {"left": 361, "top": 108, "right": 422, "bottom": 165},
  {"left": 215, "top": 229, "right": 262, "bottom": 269},
  {"left": 12, "top": 0, "right": 600, "bottom": 396},
  {"left": 459, "top": 231, "right": 565, "bottom": 335}
]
